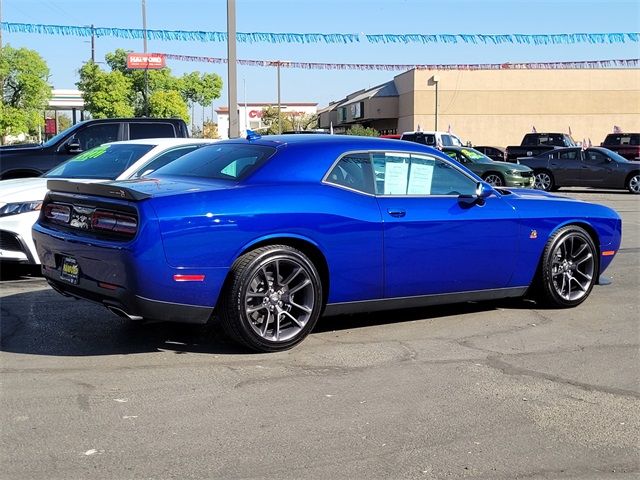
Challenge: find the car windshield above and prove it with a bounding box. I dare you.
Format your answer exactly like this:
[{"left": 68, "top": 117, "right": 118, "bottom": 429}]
[
  {"left": 602, "top": 149, "right": 631, "bottom": 163},
  {"left": 152, "top": 144, "right": 277, "bottom": 181},
  {"left": 460, "top": 148, "right": 493, "bottom": 164},
  {"left": 41, "top": 122, "right": 83, "bottom": 148},
  {"left": 45, "top": 144, "right": 155, "bottom": 179}
]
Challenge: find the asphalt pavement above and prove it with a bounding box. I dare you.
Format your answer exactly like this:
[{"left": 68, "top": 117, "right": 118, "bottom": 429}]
[{"left": 1, "top": 188, "right": 638, "bottom": 479}]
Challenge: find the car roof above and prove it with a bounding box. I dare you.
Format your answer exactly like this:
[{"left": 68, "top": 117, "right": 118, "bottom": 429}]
[
  {"left": 401, "top": 131, "right": 455, "bottom": 135},
  {"left": 105, "top": 138, "right": 217, "bottom": 146}
]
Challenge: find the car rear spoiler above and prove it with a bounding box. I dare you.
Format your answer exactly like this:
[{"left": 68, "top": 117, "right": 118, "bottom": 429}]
[{"left": 46, "top": 180, "right": 152, "bottom": 201}]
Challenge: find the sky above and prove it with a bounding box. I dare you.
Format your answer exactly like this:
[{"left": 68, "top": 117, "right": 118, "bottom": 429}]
[{"left": 2, "top": 0, "right": 639, "bottom": 124}]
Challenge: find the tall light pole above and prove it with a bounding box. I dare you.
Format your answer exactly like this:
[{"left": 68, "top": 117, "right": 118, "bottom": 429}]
[
  {"left": 431, "top": 74, "right": 440, "bottom": 131},
  {"left": 277, "top": 61, "right": 282, "bottom": 134},
  {"left": 274, "top": 60, "right": 290, "bottom": 134},
  {"left": 227, "top": 0, "right": 239, "bottom": 138}
]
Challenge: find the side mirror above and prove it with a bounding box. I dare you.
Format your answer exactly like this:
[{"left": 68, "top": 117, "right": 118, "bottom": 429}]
[
  {"left": 458, "top": 181, "right": 493, "bottom": 207},
  {"left": 65, "top": 138, "right": 82, "bottom": 154},
  {"left": 476, "top": 181, "right": 494, "bottom": 199}
]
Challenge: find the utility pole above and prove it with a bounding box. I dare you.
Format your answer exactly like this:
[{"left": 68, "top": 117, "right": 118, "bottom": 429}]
[
  {"left": 227, "top": 0, "right": 239, "bottom": 138},
  {"left": 142, "top": 0, "right": 149, "bottom": 116},
  {"left": 91, "top": 24, "right": 95, "bottom": 62}
]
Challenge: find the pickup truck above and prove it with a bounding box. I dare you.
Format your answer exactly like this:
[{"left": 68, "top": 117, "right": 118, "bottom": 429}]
[
  {"left": 600, "top": 133, "right": 640, "bottom": 161},
  {"left": 504, "top": 133, "right": 576, "bottom": 163},
  {"left": 0, "top": 118, "right": 189, "bottom": 179}
]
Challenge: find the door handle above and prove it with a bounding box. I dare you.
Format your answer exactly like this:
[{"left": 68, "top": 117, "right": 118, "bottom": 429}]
[{"left": 387, "top": 209, "right": 406, "bottom": 218}]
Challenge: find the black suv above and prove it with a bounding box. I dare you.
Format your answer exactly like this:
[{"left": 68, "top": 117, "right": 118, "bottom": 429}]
[{"left": 0, "top": 118, "right": 189, "bottom": 179}]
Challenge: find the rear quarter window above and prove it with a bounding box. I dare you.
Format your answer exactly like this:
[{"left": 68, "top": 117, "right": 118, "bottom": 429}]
[
  {"left": 152, "top": 144, "right": 277, "bottom": 181},
  {"left": 129, "top": 122, "right": 176, "bottom": 140}
]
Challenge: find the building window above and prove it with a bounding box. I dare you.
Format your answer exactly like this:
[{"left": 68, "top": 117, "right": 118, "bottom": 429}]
[{"left": 338, "top": 107, "right": 347, "bottom": 122}]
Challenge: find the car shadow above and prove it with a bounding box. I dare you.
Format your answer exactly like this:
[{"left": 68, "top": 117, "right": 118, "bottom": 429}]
[
  {"left": 1, "top": 288, "right": 540, "bottom": 357},
  {"left": 317, "top": 297, "right": 538, "bottom": 334},
  {"left": 0, "top": 288, "right": 247, "bottom": 357},
  {"left": 0, "top": 264, "right": 42, "bottom": 281}
]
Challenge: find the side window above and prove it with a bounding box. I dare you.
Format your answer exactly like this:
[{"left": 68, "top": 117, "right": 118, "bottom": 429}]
[
  {"left": 131, "top": 145, "right": 202, "bottom": 178},
  {"left": 584, "top": 150, "right": 608, "bottom": 165},
  {"left": 326, "top": 153, "right": 374, "bottom": 194},
  {"left": 441, "top": 135, "right": 453, "bottom": 146},
  {"left": 372, "top": 152, "right": 475, "bottom": 196},
  {"left": 129, "top": 122, "right": 176, "bottom": 140},
  {"left": 559, "top": 150, "right": 578, "bottom": 161},
  {"left": 72, "top": 123, "right": 119, "bottom": 151}
]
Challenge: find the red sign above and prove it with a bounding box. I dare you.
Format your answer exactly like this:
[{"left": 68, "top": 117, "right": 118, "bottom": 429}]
[
  {"left": 126, "top": 53, "right": 166, "bottom": 69},
  {"left": 44, "top": 118, "right": 56, "bottom": 135}
]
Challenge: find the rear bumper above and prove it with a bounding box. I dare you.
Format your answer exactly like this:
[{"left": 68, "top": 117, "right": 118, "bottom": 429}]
[
  {"left": 45, "top": 273, "right": 212, "bottom": 324},
  {"left": 33, "top": 220, "right": 229, "bottom": 324}
]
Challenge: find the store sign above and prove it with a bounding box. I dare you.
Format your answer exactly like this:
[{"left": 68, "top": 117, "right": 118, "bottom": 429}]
[
  {"left": 44, "top": 118, "right": 56, "bottom": 135},
  {"left": 126, "top": 53, "right": 166, "bottom": 69}
]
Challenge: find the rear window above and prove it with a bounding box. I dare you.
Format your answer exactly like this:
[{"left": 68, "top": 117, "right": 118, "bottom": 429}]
[
  {"left": 129, "top": 122, "right": 176, "bottom": 140},
  {"left": 45, "top": 144, "right": 154, "bottom": 180},
  {"left": 152, "top": 144, "right": 276, "bottom": 181},
  {"left": 604, "top": 134, "right": 640, "bottom": 146},
  {"left": 523, "top": 134, "right": 564, "bottom": 146},
  {"left": 401, "top": 133, "right": 436, "bottom": 146}
]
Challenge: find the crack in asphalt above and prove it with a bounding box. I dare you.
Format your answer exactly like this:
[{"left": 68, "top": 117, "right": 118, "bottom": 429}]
[{"left": 483, "top": 355, "right": 640, "bottom": 400}]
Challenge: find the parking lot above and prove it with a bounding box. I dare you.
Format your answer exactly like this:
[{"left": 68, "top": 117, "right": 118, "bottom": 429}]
[{"left": 1, "top": 188, "right": 638, "bottom": 479}]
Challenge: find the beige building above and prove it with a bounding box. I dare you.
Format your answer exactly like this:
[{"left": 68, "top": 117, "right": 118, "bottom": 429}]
[{"left": 318, "top": 68, "right": 640, "bottom": 147}]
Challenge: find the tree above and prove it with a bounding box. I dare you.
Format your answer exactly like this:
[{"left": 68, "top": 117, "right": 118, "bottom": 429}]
[
  {"left": 148, "top": 90, "right": 189, "bottom": 122},
  {"left": 202, "top": 120, "right": 220, "bottom": 139},
  {"left": 259, "top": 106, "right": 294, "bottom": 134},
  {"left": 78, "top": 49, "right": 223, "bottom": 122},
  {"left": 346, "top": 125, "right": 379, "bottom": 137},
  {"left": 57, "top": 113, "right": 72, "bottom": 133},
  {"left": 0, "top": 45, "right": 52, "bottom": 144},
  {"left": 76, "top": 62, "right": 134, "bottom": 118}
]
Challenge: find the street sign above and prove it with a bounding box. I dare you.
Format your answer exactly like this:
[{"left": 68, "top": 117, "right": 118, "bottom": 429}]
[{"left": 126, "top": 53, "right": 166, "bottom": 69}]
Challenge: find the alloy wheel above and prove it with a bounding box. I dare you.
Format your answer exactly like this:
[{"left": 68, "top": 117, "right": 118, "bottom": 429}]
[
  {"left": 535, "top": 172, "right": 552, "bottom": 191},
  {"left": 550, "top": 233, "right": 595, "bottom": 302},
  {"left": 243, "top": 258, "right": 315, "bottom": 342},
  {"left": 484, "top": 174, "right": 503, "bottom": 186},
  {"left": 629, "top": 174, "right": 640, "bottom": 194}
]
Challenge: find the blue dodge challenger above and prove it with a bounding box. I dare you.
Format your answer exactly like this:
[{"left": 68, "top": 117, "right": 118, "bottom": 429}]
[{"left": 32, "top": 134, "right": 622, "bottom": 352}]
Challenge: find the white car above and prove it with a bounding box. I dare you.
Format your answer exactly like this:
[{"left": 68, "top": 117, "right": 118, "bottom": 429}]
[
  {"left": 400, "top": 130, "right": 464, "bottom": 147},
  {"left": 0, "top": 138, "right": 217, "bottom": 265}
]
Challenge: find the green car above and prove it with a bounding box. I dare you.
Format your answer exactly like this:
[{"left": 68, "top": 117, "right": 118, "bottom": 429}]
[{"left": 442, "top": 146, "right": 535, "bottom": 188}]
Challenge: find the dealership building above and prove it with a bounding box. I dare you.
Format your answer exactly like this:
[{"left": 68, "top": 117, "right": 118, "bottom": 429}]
[
  {"left": 215, "top": 102, "right": 318, "bottom": 139},
  {"left": 317, "top": 68, "right": 640, "bottom": 147}
]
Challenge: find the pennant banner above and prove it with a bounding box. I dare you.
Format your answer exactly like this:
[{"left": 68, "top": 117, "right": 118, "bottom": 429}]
[
  {"left": 1, "top": 22, "right": 359, "bottom": 43},
  {"left": 2, "top": 22, "right": 639, "bottom": 45},
  {"left": 164, "top": 54, "right": 640, "bottom": 71},
  {"left": 365, "top": 32, "right": 640, "bottom": 45}
]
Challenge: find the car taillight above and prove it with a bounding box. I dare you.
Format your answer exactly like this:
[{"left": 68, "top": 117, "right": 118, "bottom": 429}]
[
  {"left": 44, "top": 204, "right": 71, "bottom": 224},
  {"left": 91, "top": 210, "right": 138, "bottom": 236}
]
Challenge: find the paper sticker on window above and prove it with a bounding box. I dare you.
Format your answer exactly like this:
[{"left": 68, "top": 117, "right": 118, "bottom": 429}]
[
  {"left": 407, "top": 162, "right": 434, "bottom": 195},
  {"left": 384, "top": 162, "right": 409, "bottom": 195},
  {"left": 71, "top": 145, "right": 110, "bottom": 162}
]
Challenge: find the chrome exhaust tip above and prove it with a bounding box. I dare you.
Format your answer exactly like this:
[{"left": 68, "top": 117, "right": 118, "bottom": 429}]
[{"left": 106, "top": 305, "right": 143, "bottom": 321}]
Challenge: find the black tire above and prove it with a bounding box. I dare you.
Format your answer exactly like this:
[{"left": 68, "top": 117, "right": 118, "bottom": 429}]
[
  {"left": 534, "top": 170, "right": 555, "bottom": 192},
  {"left": 538, "top": 226, "right": 597, "bottom": 308},
  {"left": 219, "top": 245, "right": 323, "bottom": 352},
  {"left": 626, "top": 173, "right": 640, "bottom": 194},
  {"left": 482, "top": 172, "right": 504, "bottom": 187}
]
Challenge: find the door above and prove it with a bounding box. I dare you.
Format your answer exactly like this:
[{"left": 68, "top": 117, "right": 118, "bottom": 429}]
[
  {"left": 551, "top": 149, "right": 582, "bottom": 186},
  {"left": 581, "top": 149, "right": 617, "bottom": 187},
  {"left": 372, "top": 152, "right": 520, "bottom": 298}
]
